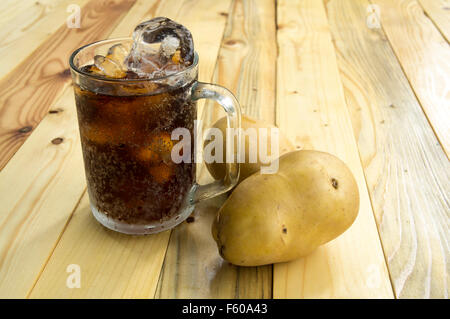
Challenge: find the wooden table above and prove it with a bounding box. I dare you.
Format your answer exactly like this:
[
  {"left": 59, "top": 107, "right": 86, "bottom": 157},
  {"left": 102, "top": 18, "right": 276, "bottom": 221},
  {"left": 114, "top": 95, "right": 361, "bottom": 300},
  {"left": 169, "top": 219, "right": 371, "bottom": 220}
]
[{"left": 0, "top": 0, "right": 448, "bottom": 299}]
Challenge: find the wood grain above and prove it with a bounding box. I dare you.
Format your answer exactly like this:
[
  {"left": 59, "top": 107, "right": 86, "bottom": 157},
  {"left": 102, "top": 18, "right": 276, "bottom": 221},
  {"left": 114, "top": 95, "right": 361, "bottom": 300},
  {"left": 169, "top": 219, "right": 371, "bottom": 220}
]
[
  {"left": 1, "top": 0, "right": 446, "bottom": 299},
  {"left": 373, "top": 0, "right": 450, "bottom": 158},
  {"left": 108, "top": 0, "right": 160, "bottom": 38},
  {"left": 325, "top": 0, "right": 449, "bottom": 299},
  {"left": 0, "top": 0, "right": 136, "bottom": 172},
  {"left": 29, "top": 0, "right": 232, "bottom": 298},
  {"left": 156, "top": 0, "right": 276, "bottom": 298},
  {"left": 0, "top": 89, "right": 85, "bottom": 298},
  {"left": 0, "top": 0, "right": 137, "bottom": 298},
  {"left": 0, "top": 0, "right": 90, "bottom": 79},
  {"left": 29, "top": 192, "right": 171, "bottom": 298},
  {"left": 418, "top": 0, "right": 450, "bottom": 42},
  {"left": 0, "top": 1, "right": 44, "bottom": 31},
  {"left": 216, "top": 0, "right": 277, "bottom": 123},
  {"left": 273, "top": 0, "right": 394, "bottom": 298}
]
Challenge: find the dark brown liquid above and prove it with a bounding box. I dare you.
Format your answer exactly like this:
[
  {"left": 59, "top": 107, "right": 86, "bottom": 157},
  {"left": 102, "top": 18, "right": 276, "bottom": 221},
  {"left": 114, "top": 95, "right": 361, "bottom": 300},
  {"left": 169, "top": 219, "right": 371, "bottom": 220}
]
[{"left": 74, "top": 77, "right": 196, "bottom": 224}]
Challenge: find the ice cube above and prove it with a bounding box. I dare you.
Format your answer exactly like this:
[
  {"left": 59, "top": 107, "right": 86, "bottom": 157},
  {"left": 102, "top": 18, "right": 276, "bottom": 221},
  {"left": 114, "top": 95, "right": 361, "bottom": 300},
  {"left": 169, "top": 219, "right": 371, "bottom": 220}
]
[
  {"left": 125, "top": 17, "right": 194, "bottom": 78},
  {"left": 171, "top": 50, "right": 181, "bottom": 64},
  {"left": 94, "top": 55, "right": 126, "bottom": 79},
  {"left": 136, "top": 147, "right": 160, "bottom": 163},
  {"left": 106, "top": 43, "right": 130, "bottom": 69},
  {"left": 148, "top": 163, "right": 175, "bottom": 183},
  {"left": 82, "top": 122, "right": 134, "bottom": 145},
  {"left": 135, "top": 132, "right": 174, "bottom": 164},
  {"left": 81, "top": 64, "right": 103, "bottom": 76},
  {"left": 160, "top": 36, "right": 180, "bottom": 59}
]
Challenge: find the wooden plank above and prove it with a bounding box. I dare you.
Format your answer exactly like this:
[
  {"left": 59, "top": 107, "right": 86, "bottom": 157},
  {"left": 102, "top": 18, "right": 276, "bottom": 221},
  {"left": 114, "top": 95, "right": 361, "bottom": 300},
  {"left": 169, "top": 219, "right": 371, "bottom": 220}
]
[
  {"left": 108, "top": 0, "right": 160, "bottom": 38},
  {"left": 326, "top": 0, "right": 449, "bottom": 299},
  {"left": 0, "top": 0, "right": 138, "bottom": 298},
  {"left": 29, "top": 0, "right": 232, "bottom": 298},
  {"left": 0, "top": 89, "right": 85, "bottom": 298},
  {"left": 155, "top": 0, "right": 276, "bottom": 298},
  {"left": 29, "top": 192, "right": 171, "bottom": 298},
  {"left": 0, "top": 0, "right": 135, "bottom": 169},
  {"left": 0, "top": 0, "right": 90, "bottom": 79},
  {"left": 374, "top": 0, "right": 450, "bottom": 157},
  {"left": 0, "top": 1, "right": 40, "bottom": 30},
  {"left": 214, "top": 0, "right": 277, "bottom": 123},
  {"left": 0, "top": 0, "right": 136, "bottom": 172},
  {"left": 418, "top": 0, "right": 450, "bottom": 42},
  {"left": 273, "top": 0, "right": 394, "bottom": 298}
]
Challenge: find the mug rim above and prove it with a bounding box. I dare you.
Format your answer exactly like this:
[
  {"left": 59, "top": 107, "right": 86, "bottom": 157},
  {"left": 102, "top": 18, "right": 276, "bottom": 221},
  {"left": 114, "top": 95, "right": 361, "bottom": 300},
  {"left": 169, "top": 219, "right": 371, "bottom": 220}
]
[{"left": 69, "top": 37, "right": 199, "bottom": 83}]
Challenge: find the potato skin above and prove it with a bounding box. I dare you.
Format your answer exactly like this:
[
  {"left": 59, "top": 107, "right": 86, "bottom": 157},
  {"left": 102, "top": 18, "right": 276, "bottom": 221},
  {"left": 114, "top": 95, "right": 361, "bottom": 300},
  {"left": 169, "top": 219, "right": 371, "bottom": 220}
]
[
  {"left": 204, "top": 115, "right": 294, "bottom": 184},
  {"left": 212, "top": 150, "right": 359, "bottom": 266}
]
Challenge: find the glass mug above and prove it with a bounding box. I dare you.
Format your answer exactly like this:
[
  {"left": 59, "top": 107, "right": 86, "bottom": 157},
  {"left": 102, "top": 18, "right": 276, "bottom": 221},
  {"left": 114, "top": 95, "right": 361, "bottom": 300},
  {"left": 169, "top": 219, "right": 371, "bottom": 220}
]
[{"left": 69, "top": 38, "right": 240, "bottom": 235}]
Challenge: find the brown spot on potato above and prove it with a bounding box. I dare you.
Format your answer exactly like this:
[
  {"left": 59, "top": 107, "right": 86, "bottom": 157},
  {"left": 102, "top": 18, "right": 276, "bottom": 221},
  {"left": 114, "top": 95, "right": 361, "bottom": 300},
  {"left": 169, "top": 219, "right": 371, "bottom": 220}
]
[
  {"left": 282, "top": 227, "right": 287, "bottom": 234},
  {"left": 331, "top": 178, "right": 338, "bottom": 189}
]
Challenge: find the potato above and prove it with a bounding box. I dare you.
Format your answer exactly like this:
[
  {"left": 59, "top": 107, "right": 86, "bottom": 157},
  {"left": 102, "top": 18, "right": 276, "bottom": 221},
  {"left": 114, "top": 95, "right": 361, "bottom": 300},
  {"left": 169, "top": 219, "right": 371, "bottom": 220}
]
[
  {"left": 212, "top": 150, "right": 359, "bottom": 266},
  {"left": 204, "top": 115, "right": 294, "bottom": 184}
]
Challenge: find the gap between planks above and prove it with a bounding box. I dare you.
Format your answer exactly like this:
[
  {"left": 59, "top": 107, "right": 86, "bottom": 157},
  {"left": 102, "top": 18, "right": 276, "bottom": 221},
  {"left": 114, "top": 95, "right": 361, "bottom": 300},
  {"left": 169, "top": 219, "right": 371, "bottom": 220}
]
[
  {"left": 154, "top": 0, "right": 275, "bottom": 299},
  {"left": 0, "top": 0, "right": 139, "bottom": 298},
  {"left": 25, "top": 189, "right": 87, "bottom": 298},
  {"left": 0, "top": 0, "right": 137, "bottom": 171},
  {"left": 273, "top": 0, "right": 394, "bottom": 298},
  {"left": 324, "top": 0, "right": 449, "bottom": 298},
  {"left": 416, "top": 0, "right": 450, "bottom": 43},
  {"left": 369, "top": 0, "right": 450, "bottom": 159}
]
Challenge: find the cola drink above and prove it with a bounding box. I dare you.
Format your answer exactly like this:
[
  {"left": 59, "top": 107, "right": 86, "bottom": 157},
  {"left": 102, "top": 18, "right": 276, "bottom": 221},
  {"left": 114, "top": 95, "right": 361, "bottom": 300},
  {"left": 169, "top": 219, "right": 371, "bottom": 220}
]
[
  {"left": 74, "top": 82, "right": 196, "bottom": 225},
  {"left": 70, "top": 17, "right": 241, "bottom": 234},
  {"left": 73, "top": 18, "right": 197, "bottom": 229}
]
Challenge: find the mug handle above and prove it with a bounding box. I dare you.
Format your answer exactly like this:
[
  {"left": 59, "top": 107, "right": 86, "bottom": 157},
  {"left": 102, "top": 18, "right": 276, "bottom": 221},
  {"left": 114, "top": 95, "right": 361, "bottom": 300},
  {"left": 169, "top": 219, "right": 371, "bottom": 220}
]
[{"left": 191, "top": 82, "right": 241, "bottom": 203}]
